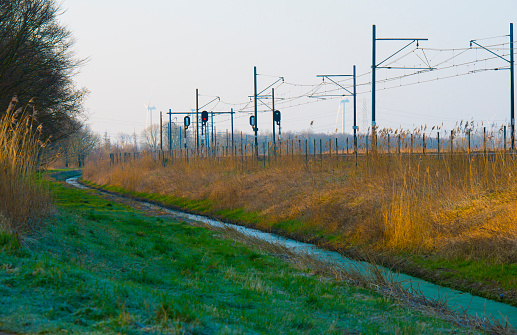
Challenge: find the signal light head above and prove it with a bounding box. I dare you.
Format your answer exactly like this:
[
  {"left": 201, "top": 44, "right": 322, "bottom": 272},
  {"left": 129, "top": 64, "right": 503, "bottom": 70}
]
[
  {"left": 273, "top": 110, "right": 281, "bottom": 124},
  {"left": 201, "top": 111, "right": 208, "bottom": 125}
]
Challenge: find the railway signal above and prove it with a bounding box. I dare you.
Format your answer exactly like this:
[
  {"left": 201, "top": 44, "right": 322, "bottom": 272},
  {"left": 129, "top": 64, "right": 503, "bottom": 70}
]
[
  {"left": 184, "top": 115, "right": 191, "bottom": 129},
  {"left": 273, "top": 110, "right": 281, "bottom": 124},
  {"left": 183, "top": 115, "right": 190, "bottom": 152},
  {"left": 249, "top": 115, "right": 256, "bottom": 130},
  {"left": 201, "top": 111, "right": 208, "bottom": 126}
]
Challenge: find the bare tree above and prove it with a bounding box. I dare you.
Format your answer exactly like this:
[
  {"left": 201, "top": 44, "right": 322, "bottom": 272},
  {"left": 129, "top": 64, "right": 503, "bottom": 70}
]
[
  {"left": 102, "top": 131, "right": 111, "bottom": 153},
  {"left": 132, "top": 130, "right": 138, "bottom": 152},
  {"left": 117, "top": 132, "right": 130, "bottom": 149},
  {"left": 0, "top": 0, "right": 86, "bottom": 142},
  {"left": 141, "top": 125, "right": 160, "bottom": 151},
  {"left": 62, "top": 125, "right": 99, "bottom": 166},
  {"left": 42, "top": 124, "right": 100, "bottom": 166},
  {"left": 161, "top": 121, "right": 183, "bottom": 151}
]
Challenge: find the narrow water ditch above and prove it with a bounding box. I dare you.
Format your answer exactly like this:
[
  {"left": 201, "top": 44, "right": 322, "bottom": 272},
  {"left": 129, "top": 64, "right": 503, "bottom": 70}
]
[{"left": 65, "top": 176, "right": 517, "bottom": 327}]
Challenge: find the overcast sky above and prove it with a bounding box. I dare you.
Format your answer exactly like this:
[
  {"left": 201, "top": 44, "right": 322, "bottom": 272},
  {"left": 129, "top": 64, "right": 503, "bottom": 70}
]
[{"left": 61, "top": 0, "right": 517, "bottom": 141}]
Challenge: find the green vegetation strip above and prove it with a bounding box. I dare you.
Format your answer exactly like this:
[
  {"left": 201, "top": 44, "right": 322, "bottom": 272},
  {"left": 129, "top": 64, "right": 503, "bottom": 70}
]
[
  {"left": 82, "top": 179, "right": 517, "bottom": 308},
  {"left": 0, "top": 175, "right": 480, "bottom": 334},
  {"left": 48, "top": 169, "right": 82, "bottom": 182}
]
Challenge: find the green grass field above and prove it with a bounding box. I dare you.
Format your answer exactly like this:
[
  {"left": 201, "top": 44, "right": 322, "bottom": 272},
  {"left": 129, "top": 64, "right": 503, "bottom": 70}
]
[
  {"left": 0, "top": 172, "right": 481, "bottom": 334},
  {"left": 82, "top": 177, "right": 517, "bottom": 308}
]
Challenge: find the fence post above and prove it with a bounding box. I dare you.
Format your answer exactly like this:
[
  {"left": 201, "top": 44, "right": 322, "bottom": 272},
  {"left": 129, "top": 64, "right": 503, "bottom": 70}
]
[
  {"left": 423, "top": 134, "right": 426, "bottom": 155},
  {"left": 468, "top": 130, "right": 471, "bottom": 156},
  {"left": 437, "top": 132, "right": 440, "bottom": 158},
  {"left": 450, "top": 130, "right": 454, "bottom": 155},
  {"left": 410, "top": 134, "right": 413, "bottom": 155},
  {"left": 483, "top": 127, "right": 486, "bottom": 159},
  {"left": 320, "top": 138, "right": 323, "bottom": 162},
  {"left": 504, "top": 125, "right": 507, "bottom": 152},
  {"left": 263, "top": 142, "right": 266, "bottom": 167},
  {"left": 305, "top": 139, "right": 308, "bottom": 163},
  {"left": 268, "top": 142, "right": 271, "bottom": 165}
]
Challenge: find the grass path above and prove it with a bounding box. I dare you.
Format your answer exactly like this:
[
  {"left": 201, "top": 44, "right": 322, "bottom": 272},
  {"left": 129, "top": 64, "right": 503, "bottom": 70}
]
[{"left": 0, "top": 172, "right": 484, "bottom": 334}]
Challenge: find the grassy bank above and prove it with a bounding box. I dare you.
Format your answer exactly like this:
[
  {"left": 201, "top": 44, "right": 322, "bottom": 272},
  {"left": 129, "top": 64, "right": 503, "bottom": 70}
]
[
  {"left": 0, "top": 172, "right": 482, "bottom": 334},
  {"left": 82, "top": 148, "right": 517, "bottom": 306}
]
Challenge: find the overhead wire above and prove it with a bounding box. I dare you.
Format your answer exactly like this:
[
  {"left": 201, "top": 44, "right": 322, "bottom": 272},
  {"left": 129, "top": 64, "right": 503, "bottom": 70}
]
[
  {"left": 196, "top": 41, "right": 515, "bottom": 130},
  {"left": 201, "top": 41, "right": 514, "bottom": 120},
  {"left": 300, "top": 50, "right": 514, "bottom": 98}
]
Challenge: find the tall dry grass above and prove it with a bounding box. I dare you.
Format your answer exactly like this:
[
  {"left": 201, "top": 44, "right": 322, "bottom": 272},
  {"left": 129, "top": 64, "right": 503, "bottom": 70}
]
[
  {"left": 0, "top": 97, "right": 53, "bottom": 234},
  {"left": 84, "top": 132, "right": 517, "bottom": 262}
]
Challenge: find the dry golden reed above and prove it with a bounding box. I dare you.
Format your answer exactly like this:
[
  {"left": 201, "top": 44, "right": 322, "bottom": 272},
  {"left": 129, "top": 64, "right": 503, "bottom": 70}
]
[
  {"left": 84, "top": 133, "right": 517, "bottom": 262},
  {"left": 0, "top": 97, "right": 53, "bottom": 234}
]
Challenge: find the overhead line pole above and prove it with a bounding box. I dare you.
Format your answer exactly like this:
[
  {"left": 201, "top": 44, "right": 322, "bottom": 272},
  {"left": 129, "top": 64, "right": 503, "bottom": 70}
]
[
  {"left": 272, "top": 88, "right": 275, "bottom": 146},
  {"left": 511, "top": 22, "right": 515, "bottom": 150},
  {"left": 196, "top": 89, "right": 199, "bottom": 152},
  {"left": 372, "top": 25, "right": 376, "bottom": 141},
  {"left": 167, "top": 109, "right": 172, "bottom": 151},
  {"left": 254, "top": 66, "right": 258, "bottom": 158},
  {"left": 211, "top": 111, "right": 214, "bottom": 150},
  {"left": 372, "top": 24, "right": 431, "bottom": 150},
  {"left": 160, "top": 111, "right": 163, "bottom": 152},
  {"left": 353, "top": 65, "right": 358, "bottom": 153},
  {"left": 231, "top": 108, "right": 234, "bottom": 154},
  {"left": 470, "top": 23, "right": 514, "bottom": 150}
]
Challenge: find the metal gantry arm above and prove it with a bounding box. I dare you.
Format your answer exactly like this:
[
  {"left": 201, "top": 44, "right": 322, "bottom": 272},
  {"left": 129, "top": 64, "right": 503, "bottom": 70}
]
[
  {"left": 257, "top": 98, "right": 273, "bottom": 111},
  {"left": 376, "top": 40, "right": 420, "bottom": 68},
  {"left": 258, "top": 77, "right": 284, "bottom": 96},
  {"left": 309, "top": 74, "right": 355, "bottom": 99},
  {"left": 317, "top": 75, "right": 354, "bottom": 95},
  {"left": 375, "top": 38, "right": 435, "bottom": 71},
  {"left": 199, "top": 96, "right": 220, "bottom": 110},
  {"left": 470, "top": 40, "right": 510, "bottom": 63}
]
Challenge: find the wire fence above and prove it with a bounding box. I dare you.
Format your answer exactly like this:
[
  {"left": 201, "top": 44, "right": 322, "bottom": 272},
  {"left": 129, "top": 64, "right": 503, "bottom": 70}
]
[{"left": 107, "top": 124, "right": 516, "bottom": 168}]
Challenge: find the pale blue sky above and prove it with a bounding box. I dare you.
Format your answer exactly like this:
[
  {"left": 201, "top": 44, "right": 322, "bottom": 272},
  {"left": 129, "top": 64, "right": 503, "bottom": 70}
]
[{"left": 61, "top": 0, "right": 517, "bottom": 140}]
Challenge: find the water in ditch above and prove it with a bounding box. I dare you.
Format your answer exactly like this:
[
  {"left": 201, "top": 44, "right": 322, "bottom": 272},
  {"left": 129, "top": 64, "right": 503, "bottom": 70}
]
[{"left": 66, "top": 177, "right": 517, "bottom": 327}]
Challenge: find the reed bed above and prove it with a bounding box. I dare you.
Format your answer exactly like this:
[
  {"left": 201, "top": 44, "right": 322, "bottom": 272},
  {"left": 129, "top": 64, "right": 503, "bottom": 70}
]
[
  {"left": 84, "top": 126, "right": 517, "bottom": 263},
  {"left": 0, "top": 97, "right": 53, "bottom": 234}
]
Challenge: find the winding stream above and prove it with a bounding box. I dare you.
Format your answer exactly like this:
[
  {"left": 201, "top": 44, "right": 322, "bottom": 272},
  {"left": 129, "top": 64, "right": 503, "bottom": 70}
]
[{"left": 66, "top": 177, "right": 517, "bottom": 327}]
